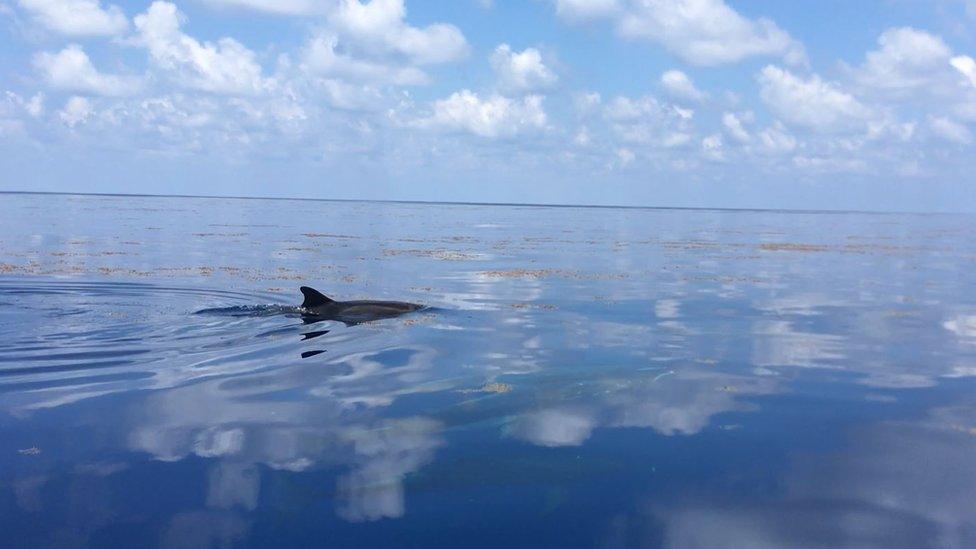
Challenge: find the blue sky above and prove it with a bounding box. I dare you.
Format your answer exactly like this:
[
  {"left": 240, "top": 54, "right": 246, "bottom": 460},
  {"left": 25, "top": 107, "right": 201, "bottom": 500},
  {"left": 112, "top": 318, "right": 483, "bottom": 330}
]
[{"left": 2, "top": 0, "right": 976, "bottom": 211}]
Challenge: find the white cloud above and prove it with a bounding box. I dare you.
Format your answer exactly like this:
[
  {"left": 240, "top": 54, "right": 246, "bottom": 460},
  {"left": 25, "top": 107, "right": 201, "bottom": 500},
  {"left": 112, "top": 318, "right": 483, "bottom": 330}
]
[
  {"left": 848, "top": 28, "right": 976, "bottom": 143},
  {"left": 297, "top": 0, "right": 470, "bottom": 96},
  {"left": 701, "top": 132, "right": 723, "bottom": 159},
  {"left": 853, "top": 27, "right": 954, "bottom": 96},
  {"left": 615, "top": 147, "right": 635, "bottom": 166},
  {"left": 758, "top": 65, "right": 871, "bottom": 132},
  {"left": 621, "top": 0, "right": 806, "bottom": 66},
  {"left": 303, "top": 34, "right": 428, "bottom": 86},
  {"left": 722, "top": 112, "right": 750, "bottom": 142},
  {"left": 490, "top": 44, "right": 557, "bottom": 93},
  {"left": 663, "top": 131, "right": 691, "bottom": 147},
  {"left": 330, "top": 0, "right": 468, "bottom": 65},
  {"left": 1, "top": 91, "right": 42, "bottom": 134},
  {"left": 602, "top": 94, "right": 694, "bottom": 146},
  {"left": 134, "top": 2, "right": 274, "bottom": 95},
  {"left": 317, "top": 79, "right": 386, "bottom": 111},
  {"left": 573, "top": 126, "right": 592, "bottom": 146},
  {"left": 4, "top": 1, "right": 971, "bottom": 188},
  {"left": 74, "top": 91, "right": 312, "bottom": 154},
  {"left": 421, "top": 90, "right": 547, "bottom": 138},
  {"left": 18, "top": 0, "right": 128, "bottom": 36},
  {"left": 604, "top": 95, "right": 660, "bottom": 120},
  {"left": 4, "top": 91, "right": 44, "bottom": 118},
  {"left": 661, "top": 69, "right": 705, "bottom": 102},
  {"left": 792, "top": 155, "right": 868, "bottom": 174},
  {"left": 757, "top": 121, "right": 796, "bottom": 154},
  {"left": 574, "top": 91, "right": 602, "bottom": 114},
  {"left": 24, "top": 93, "right": 44, "bottom": 117},
  {"left": 200, "top": 0, "right": 321, "bottom": 15},
  {"left": 34, "top": 45, "right": 142, "bottom": 97},
  {"left": 556, "top": 0, "right": 806, "bottom": 66},
  {"left": 952, "top": 55, "right": 976, "bottom": 88},
  {"left": 929, "top": 116, "right": 973, "bottom": 144},
  {"left": 554, "top": 0, "right": 619, "bottom": 21},
  {"left": 59, "top": 95, "right": 93, "bottom": 127}
]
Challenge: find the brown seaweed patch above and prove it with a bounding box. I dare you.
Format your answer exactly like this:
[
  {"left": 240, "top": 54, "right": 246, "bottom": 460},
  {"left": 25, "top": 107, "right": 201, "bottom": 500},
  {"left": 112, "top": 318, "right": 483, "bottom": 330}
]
[
  {"left": 270, "top": 267, "right": 303, "bottom": 280},
  {"left": 457, "top": 382, "right": 513, "bottom": 394},
  {"left": 759, "top": 243, "right": 830, "bottom": 252},
  {"left": 192, "top": 232, "right": 247, "bottom": 237},
  {"left": 303, "top": 233, "right": 361, "bottom": 239},
  {"left": 480, "top": 269, "right": 624, "bottom": 281},
  {"left": 97, "top": 268, "right": 154, "bottom": 276},
  {"left": 661, "top": 240, "right": 731, "bottom": 250},
  {"left": 680, "top": 275, "right": 770, "bottom": 284},
  {"left": 510, "top": 303, "right": 558, "bottom": 310},
  {"left": 48, "top": 251, "right": 134, "bottom": 257},
  {"left": 479, "top": 269, "right": 564, "bottom": 279},
  {"left": 383, "top": 248, "right": 480, "bottom": 261},
  {"left": 401, "top": 314, "right": 437, "bottom": 326}
]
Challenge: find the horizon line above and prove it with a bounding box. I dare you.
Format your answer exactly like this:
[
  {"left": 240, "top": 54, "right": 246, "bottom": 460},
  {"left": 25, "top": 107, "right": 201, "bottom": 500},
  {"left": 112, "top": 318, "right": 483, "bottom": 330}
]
[{"left": 0, "top": 189, "right": 961, "bottom": 216}]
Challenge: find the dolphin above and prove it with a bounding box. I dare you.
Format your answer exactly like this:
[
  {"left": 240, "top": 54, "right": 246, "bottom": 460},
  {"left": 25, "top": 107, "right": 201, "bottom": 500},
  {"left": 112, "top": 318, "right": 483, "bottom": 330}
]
[{"left": 298, "top": 286, "right": 423, "bottom": 325}]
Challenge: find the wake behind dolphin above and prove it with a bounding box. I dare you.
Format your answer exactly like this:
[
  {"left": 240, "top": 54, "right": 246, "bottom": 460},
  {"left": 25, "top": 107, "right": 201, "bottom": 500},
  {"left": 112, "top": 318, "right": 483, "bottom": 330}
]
[{"left": 196, "top": 286, "right": 425, "bottom": 326}]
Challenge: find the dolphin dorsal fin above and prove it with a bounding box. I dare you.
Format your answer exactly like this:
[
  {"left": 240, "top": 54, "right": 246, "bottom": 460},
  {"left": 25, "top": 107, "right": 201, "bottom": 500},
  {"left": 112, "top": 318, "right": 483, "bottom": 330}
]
[{"left": 300, "top": 286, "right": 334, "bottom": 308}]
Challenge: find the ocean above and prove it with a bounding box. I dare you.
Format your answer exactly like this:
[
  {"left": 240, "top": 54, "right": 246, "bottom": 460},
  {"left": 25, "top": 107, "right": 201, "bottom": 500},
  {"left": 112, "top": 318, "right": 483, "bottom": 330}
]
[{"left": 1, "top": 192, "right": 975, "bottom": 547}]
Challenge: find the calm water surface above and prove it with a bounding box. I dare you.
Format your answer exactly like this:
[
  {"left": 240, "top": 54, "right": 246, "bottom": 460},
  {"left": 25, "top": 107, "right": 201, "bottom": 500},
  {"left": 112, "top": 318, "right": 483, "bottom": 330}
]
[{"left": 1, "top": 194, "right": 975, "bottom": 548}]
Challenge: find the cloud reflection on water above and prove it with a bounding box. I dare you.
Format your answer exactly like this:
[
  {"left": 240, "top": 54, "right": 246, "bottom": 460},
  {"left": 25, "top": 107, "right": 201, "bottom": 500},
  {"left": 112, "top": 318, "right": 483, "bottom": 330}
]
[{"left": 602, "top": 402, "right": 976, "bottom": 548}]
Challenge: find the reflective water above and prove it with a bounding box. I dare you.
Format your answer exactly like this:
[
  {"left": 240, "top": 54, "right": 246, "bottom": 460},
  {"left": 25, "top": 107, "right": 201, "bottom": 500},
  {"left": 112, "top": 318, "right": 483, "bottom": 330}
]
[{"left": 1, "top": 193, "right": 975, "bottom": 548}]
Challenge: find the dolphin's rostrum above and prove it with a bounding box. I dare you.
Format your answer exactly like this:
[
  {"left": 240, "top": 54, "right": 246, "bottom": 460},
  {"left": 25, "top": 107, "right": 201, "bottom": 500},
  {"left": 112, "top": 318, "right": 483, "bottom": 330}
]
[{"left": 299, "top": 286, "right": 423, "bottom": 325}]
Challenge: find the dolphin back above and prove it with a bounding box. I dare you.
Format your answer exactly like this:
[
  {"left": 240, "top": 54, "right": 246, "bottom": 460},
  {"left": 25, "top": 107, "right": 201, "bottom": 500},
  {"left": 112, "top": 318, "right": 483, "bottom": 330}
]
[{"left": 300, "top": 286, "right": 334, "bottom": 309}]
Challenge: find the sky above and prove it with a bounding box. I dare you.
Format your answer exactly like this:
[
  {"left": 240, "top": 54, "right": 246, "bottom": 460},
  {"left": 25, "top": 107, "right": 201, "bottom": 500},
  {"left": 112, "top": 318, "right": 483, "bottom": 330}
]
[{"left": 1, "top": 0, "right": 976, "bottom": 211}]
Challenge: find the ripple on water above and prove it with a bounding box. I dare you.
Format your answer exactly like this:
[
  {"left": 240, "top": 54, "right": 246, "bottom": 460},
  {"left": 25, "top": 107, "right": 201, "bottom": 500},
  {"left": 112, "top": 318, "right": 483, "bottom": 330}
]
[{"left": 0, "top": 278, "right": 411, "bottom": 405}]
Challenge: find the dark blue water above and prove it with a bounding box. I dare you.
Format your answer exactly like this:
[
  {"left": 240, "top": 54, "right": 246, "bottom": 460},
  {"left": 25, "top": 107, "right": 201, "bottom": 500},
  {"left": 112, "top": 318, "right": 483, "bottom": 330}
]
[{"left": 2, "top": 193, "right": 975, "bottom": 548}]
